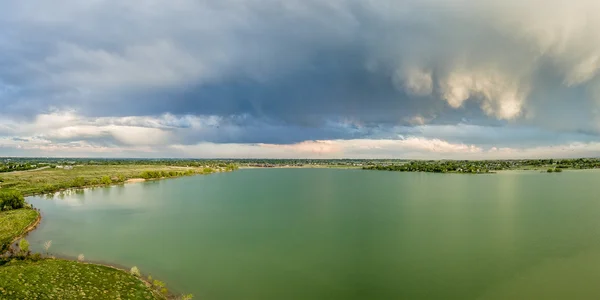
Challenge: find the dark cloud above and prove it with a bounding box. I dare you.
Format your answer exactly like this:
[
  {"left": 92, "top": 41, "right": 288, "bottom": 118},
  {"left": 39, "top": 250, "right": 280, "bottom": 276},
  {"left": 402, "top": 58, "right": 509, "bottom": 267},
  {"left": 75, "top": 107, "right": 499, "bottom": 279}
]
[{"left": 2, "top": 0, "right": 600, "bottom": 154}]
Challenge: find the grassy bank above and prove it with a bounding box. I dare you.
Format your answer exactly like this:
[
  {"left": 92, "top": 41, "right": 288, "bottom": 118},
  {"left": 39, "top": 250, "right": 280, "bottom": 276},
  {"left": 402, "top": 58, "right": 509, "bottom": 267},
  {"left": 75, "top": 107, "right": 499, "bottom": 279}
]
[
  {"left": 0, "top": 165, "right": 222, "bottom": 195},
  {"left": 0, "top": 164, "right": 214, "bottom": 298},
  {"left": 0, "top": 259, "right": 161, "bottom": 299},
  {"left": 0, "top": 209, "right": 39, "bottom": 253}
]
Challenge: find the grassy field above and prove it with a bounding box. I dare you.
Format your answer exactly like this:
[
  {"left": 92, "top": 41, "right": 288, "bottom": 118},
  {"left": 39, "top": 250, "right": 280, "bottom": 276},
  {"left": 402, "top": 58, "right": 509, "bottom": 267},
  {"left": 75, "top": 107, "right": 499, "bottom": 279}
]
[
  {"left": 0, "top": 259, "right": 160, "bottom": 299},
  {"left": 0, "top": 165, "right": 213, "bottom": 195},
  {"left": 0, "top": 209, "right": 39, "bottom": 252}
]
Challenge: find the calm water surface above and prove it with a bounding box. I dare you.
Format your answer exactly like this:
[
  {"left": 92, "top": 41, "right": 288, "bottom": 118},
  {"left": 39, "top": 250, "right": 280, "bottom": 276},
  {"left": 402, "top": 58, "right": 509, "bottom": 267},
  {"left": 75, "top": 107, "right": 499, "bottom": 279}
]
[{"left": 27, "top": 169, "right": 600, "bottom": 299}]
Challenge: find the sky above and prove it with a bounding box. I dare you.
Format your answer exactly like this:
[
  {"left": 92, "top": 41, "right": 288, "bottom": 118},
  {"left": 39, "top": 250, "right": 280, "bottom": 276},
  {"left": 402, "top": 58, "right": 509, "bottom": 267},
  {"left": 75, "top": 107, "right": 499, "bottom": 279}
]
[{"left": 2, "top": 0, "right": 600, "bottom": 159}]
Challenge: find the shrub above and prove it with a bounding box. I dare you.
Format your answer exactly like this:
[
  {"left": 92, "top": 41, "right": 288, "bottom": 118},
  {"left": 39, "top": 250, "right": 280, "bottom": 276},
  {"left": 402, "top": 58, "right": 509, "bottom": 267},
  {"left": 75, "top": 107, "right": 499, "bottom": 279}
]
[
  {"left": 71, "top": 177, "right": 86, "bottom": 187},
  {"left": 0, "top": 189, "right": 25, "bottom": 210},
  {"left": 29, "top": 253, "right": 42, "bottom": 261},
  {"left": 101, "top": 176, "right": 112, "bottom": 185},
  {"left": 130, "top": 266, "right": 141, "bottom": 277},
  {"left": 152, "top": 279, "right": 168, "bottom": 295},
  {"left": 140, "top": 171, "right": 161, "bottom": 179},
  {"left": 153, "top": 280, "right": 165, "bottom": 288},
  {"left": 19, "top": 239, "right": 30, "bottom": 253}
]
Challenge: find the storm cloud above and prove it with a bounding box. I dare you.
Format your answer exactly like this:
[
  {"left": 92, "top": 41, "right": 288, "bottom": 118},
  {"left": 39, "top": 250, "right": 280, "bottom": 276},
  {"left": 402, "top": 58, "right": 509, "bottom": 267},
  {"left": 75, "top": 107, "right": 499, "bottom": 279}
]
[{"left": 2, "top": 0, "right": 600, "bottom": 157}]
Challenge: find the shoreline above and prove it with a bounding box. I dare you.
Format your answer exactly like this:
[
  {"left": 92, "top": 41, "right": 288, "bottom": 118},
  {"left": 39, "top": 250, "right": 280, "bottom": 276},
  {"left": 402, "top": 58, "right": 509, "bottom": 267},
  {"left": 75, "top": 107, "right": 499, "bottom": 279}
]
[
  {"left": 13, "top": 172, "right": 208, "bottom": 298},
  {"left": 44, "top": 253, "right": 174, "bottom": 299},
  {"left": 125, "top": 178, "right": 146, "bottom": 183},
  {"left": 6, "top": 209, "right": 42, "bottom": 251},
  {"left": 22, "top": 173, "right": 202, "bottom": 197},
  {"left": 10, "top": 206, "right": 175, "bottom": 298},
  {"left": 239, "top": 165, "right": 362, "bottom": 169},
  {"left": 83, "top": 259, "right": 167, "bottom": 299}
]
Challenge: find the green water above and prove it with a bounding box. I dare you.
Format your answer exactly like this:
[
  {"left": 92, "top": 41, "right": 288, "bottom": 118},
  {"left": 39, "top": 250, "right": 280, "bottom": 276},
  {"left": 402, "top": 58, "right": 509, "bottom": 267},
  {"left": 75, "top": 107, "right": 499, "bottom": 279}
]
[{"left": 27, "top": 169, "right": 600, "bottom": 299}]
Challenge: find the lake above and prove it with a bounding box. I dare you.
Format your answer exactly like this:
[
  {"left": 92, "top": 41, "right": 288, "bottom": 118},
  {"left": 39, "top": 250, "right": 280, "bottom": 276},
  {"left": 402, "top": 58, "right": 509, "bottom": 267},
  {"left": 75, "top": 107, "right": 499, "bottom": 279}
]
[{"left": 27, "top": 168, "right": 600, "bottom": 299}]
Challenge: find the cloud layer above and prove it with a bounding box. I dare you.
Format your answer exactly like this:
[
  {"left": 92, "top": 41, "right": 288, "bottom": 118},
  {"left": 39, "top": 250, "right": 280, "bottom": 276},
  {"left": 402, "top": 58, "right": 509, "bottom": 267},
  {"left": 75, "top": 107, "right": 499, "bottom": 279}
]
[{"left": 2, "top": 0, "right": 600, "bottom": 158}]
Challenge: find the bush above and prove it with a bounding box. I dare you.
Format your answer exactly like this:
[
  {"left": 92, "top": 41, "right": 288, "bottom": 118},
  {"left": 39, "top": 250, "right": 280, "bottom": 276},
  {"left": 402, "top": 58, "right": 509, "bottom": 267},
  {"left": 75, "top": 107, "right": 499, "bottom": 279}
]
[
  {"left": 117, "top": 174, "right": 126, "bottom": 182},
  {"left": 0, "top": 189, "right": 25, "bottom": 210},
  {"left": 19, "top": 239, "right": 30, "bottom": 253},
  {"left": 71, "top": 177, "right": 86, "bottom": 187},
  {"left": 101, "top": 176, "right": 112, "bottom": 185}
]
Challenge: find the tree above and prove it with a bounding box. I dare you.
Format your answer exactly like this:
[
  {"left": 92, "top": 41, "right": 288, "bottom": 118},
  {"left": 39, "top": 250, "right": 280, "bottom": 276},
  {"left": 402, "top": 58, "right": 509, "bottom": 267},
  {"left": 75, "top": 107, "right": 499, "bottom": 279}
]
[{"left": 0, "top": 189, "right": 25, "bottom": 210}]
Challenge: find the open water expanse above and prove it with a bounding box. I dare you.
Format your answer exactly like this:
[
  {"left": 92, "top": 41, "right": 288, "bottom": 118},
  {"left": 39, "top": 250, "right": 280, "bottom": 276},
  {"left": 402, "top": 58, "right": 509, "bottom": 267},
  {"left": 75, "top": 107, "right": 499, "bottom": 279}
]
[{"left": 27, "top": 168, "right": 600, "bottom": 299}]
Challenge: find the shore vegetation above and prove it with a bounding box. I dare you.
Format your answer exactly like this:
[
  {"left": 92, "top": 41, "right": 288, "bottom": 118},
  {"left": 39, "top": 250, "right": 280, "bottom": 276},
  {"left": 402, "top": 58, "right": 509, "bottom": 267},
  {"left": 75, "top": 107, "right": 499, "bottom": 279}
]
[
  {"left": 0, "top": 259, "right": 162, "bottom": 299},
  {"left": 363, "top": 158, "right": 600, "bottom": 174},
  {"left": 0, "top": 164, "right": 235, "bottom": 196},
  {"left": 0, "top": 209, "right": 38, "bottom": 253}
]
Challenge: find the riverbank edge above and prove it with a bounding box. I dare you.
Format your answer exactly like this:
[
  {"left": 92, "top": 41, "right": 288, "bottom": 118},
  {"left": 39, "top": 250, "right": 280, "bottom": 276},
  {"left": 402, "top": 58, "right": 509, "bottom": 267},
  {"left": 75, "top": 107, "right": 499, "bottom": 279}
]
[
  {"left": 6, "top": 209, "right": 42, "bottom": 250},
  {"left": 82, "top": 260, "right": 167, "bottom": 299},
  {"left": 4, "top": 171, "right": 215, "bottom": 299},
  {"left": 0, "top": 258, "right": 167, "bottom": 299},
  {"left": 20, "top": 168, "right": 232, "bottom": 197},
  {"left": 4, "top": 211, "right": 169, "bottom": 299},
  {"left": 239, "top": 165, "right": 362, "bottom": 169},
  {"left": 363, "top": 167, "right": 600, "bottom": 175}
]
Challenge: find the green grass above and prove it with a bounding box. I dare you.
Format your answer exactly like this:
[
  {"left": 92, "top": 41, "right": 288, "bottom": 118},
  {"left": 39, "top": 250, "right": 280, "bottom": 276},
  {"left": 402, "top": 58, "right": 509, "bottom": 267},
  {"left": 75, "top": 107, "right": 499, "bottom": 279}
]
[
  {"left": 0, "top": 209, "right": 38, "bottom": 252},
  {"left": 0, "top": 259, "right": 160, "bottom": 299},
  {"left": 0, "top": 165, "right": 213, "bottom": 195}
]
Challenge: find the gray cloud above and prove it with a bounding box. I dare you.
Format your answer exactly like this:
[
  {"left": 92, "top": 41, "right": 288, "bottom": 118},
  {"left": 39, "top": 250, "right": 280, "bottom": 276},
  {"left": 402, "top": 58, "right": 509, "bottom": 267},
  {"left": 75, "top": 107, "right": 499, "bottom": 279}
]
[{"left": 2, "top": 0, "right": 600, "bottom": 156}]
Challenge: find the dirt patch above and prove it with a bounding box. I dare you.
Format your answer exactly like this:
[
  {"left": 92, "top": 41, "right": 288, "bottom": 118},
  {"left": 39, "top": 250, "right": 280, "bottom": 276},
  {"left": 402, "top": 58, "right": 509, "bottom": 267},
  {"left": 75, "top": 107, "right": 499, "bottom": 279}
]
[{"left": 125, "top": 178, "right": 146, "bottom": 184}]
